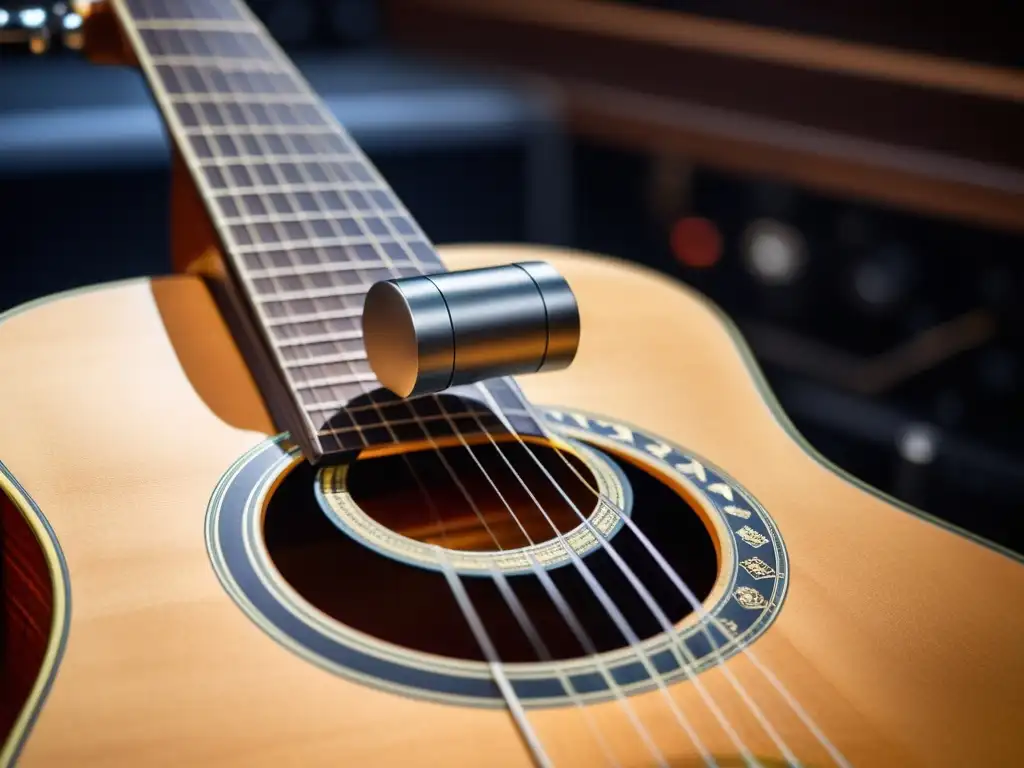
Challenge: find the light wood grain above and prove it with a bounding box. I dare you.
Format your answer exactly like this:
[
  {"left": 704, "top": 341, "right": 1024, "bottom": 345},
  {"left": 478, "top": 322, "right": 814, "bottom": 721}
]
[{"left": 0, "top": 245, "right": 1022, "bottom": 766}]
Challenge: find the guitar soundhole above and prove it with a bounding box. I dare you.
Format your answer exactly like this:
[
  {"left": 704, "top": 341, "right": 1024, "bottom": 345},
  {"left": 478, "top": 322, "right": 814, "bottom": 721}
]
[
  {"left": 347, "top": 441, "right": 593, "bottom": 552},
  {"left": 262, "top": 440, "right": 719, "bottom": 663}
]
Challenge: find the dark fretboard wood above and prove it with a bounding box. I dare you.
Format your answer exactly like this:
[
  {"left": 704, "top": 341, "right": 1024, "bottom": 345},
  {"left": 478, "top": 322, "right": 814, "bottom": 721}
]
[{"left": 112, "top": 0, "right": 545, "bottom": 462}]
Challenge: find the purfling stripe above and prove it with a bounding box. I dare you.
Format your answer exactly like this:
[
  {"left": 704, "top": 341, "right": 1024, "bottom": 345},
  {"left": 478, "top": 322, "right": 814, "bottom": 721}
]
[{"left": 204, "top": 411, "right": 788, "bottom": 709}]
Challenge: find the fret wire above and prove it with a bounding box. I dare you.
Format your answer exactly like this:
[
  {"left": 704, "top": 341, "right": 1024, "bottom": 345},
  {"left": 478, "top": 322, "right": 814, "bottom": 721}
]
[
  {"left": 198, "top": 153, "right": 355, "bottom": 166},
  {"left": 169, "top": 93, "right": 319, "bottom": 105},
  {"left": 234, "top": 235, "right": 411, "bottom": 255},
  {"left": 263, "top": 307, "right": 363, "bottom": 327},
  {"left": 282, "top": 351, "right": 367, "bottom": 369},
  {"left": 124, "top": 0, "right": 248, "bottom": 21},
  {"left": 210, "top": 181, "right": 386, "bottom": 197},
  {"left": 147, "top": 55, "right": 282, "bottom": 70},
  {"left": 185, "top": 122, "right": 352, "bottom": 150},
  {"left": 305, "top": 396, "right": 531, "bottom": 418},
  {"left": 185, "top": 123, "right": 342, "bottom": 141},
  {"left": 314, "top": 411, "right": 502, "bottom": 440},
  {"left": 182, "top": 125, "right": 341, "bottom": 136},
  {"left": 276, "top": 330, "right": 362, "bottom": 349},
  {"left": 133, "top": 20, "right": 256, "bottom": 31},
  {"left": 247, "top": 260, "right": 416, "bottom": 280},
  {"left": 139, "top": 28, "right": 272, "bottom": 60},
  {"left": 294, "top": 371, "right": 378, "bottom": 390},
  {"left": 303, "top": 395, "right": 410, "bottom": 417},
  {"left": 247, "top": 273, "right": 380, "bottom": 296},
  {"left": 299, "top": 390, "right": 416, "bottom": 415},
  {"left": 306, "top": 398, "right": 394, "bottom": 417},
  {"left": 222, "top": 210, "right": 391, "bottom": 227}
]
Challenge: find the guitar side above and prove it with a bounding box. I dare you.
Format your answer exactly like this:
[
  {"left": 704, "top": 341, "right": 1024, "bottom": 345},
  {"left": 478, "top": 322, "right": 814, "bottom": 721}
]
[{"left": 1, "top": 245, "right": 1022, "bottom": 767}]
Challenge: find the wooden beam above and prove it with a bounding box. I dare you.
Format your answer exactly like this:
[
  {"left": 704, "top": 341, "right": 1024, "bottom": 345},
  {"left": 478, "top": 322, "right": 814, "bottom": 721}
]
[
  {"left": 390, "top": 0, "right": 1024, "bottom": 103},
  {"left": 565, "top": 81, "right": 1024, "bottom": 233},
  {"left": 385, "top": 0, "right": 1024, "bottom": 232}
]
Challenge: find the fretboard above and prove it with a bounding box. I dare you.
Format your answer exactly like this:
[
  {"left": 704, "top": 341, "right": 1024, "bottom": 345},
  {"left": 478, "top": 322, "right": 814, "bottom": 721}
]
[{"left": 111, "top": 0, "right": 544, "bottom": 462}]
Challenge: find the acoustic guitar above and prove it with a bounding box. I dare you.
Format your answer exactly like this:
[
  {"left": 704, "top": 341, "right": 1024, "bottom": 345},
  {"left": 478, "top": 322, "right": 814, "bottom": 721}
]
[{"left": 1, "top": 2, "right": 1021, "bottom": 766}]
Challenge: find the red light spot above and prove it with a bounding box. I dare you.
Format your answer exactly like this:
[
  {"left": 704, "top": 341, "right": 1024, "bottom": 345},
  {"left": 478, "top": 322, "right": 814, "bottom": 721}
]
[{"left": 671, "top": 217, "right": 722, "bottom": 268}]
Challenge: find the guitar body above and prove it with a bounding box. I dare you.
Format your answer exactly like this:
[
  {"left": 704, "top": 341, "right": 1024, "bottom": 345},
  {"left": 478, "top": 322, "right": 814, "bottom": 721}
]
[{"left": 1, "top": 244, "right": 1022, "bottom": 767}]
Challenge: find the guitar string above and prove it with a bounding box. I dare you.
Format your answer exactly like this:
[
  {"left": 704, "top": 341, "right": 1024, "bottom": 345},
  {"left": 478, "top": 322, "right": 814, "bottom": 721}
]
[
  {"left": 486, "top": 393, "right": 853, "bottom": 768},
  {"left": 470, "top": 384, "right": 851, "bottom": 767},
  {"left": 425, "top": 403, "right": 727, "bottom": 767},
  {"left": 240, "top": 49, "right": 783, "bottom": 767},
  {"left": 221, "top": 131, "right": 566, "bottom": 762},
  {"left": 467, "top": 385, "right": 802, "bottom": 765},
  {"left": 186, "top": 77, "right": 713, "bottom": 767},
  {"left": 165, "top": 17, "right": 638, "bottom": 764},
  {"left": 140, "top": 1, "right": 819, "bottom": 765},
  {"left": 273, "top": 65, "right": 767, "bottom": 768},
  {"left": 250, "top": 53, "right": 742, "bottom": 762},
  {"left": 157, "top": 24, "right": 557, "bottom": 765},
  {"left": 307, "top": 179, "right": 773, "bottom": 762},
  {"left": 124, "top": 6, "right": 621, "bottom": 766},
  {"left": 436, "top": 549, "right": 555, "bottom": 768},
  {"left": 169, "top": 24, "right": 565, "bottom": 764},
  {"left": 448, "top": 388, "right": 770, "bottom": 765},
  {"left": 250, "top": 100, "right": 643, "bottom": 763},
  {"left": 304, "top": 31, "right": 840, "bottom": 753},
  {"left": 212, "top": 8, "right": 727, "bottom": 763},
  {"left": 231, "top": 60, "right": 680, "bottom": 766},
  {"left": 383, "top": 436, "right": 622, "bottom": 768},
  {"left": 153, "top": 29, "right": 556, "bottom": 764},
  {"left": 163, "top": 53, "right": 742, "bottom": 768},
  {"left": 274, "top": 58, "right": 732, "bottom": 759},
  {"left": 169, "top": 16, "right": 761, "bottom": 765},
  {"left": 381, "top": 392, "right": 676, "bottom": 766},
  {"left": 485, "top": 560, "right": 622, "bottom": 768}
]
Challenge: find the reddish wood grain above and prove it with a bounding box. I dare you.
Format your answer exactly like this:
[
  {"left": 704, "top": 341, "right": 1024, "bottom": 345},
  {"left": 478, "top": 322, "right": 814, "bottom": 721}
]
[{"left": 0, "top": 490, "right": 53, "bottom": 743}]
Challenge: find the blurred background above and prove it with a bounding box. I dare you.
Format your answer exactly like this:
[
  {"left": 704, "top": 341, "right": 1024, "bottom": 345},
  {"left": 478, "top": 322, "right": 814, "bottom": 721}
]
[{"left": 1, "top": 0, "right": 1022, "bottom": 551}]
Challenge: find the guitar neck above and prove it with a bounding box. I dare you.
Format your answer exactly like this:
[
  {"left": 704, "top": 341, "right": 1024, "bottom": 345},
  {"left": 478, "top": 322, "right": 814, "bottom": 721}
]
[{"left": 109, "top": 0, "right": 542, "bottom": 462}]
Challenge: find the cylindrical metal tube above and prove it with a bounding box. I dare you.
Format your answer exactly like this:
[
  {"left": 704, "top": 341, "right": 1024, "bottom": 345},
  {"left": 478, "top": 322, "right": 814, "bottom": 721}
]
[{"left": 362, "top": 261, "right": 580, "bottom": 398}]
